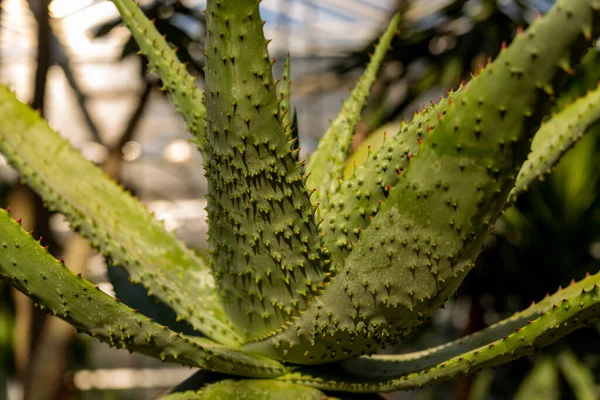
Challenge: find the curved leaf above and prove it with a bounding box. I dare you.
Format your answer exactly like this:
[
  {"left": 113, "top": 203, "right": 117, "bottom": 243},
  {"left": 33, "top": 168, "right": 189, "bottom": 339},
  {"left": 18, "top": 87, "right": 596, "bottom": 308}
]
[
  {"left": 201, "top": 0, "right": 326, "bottom": 339},
  {"left": 0, "top": 208, "right": 286, "bottom": 377},
  {"left": 109, "top": 0, "right": 206, "bottom": 148},
  {"left": 276, "top": 271, "right": 600, "bottom": 392},
  {"left": 305, "top": 13, "right": 400, "bottom": 209},
  {"left": 0, "top": 86, "right": 241, "bottom": 346},
  {"left": 510, "top": 83, "right": 600, "bottom": 202},
  {"left": 244, "top": 0, "right": 600, "bottom": 365},
  {"left": 514, "top": 358, "right": 559, "bottom": 400},
  {"left": 558, "top": 350, "right": 598, "bottom": 400}
]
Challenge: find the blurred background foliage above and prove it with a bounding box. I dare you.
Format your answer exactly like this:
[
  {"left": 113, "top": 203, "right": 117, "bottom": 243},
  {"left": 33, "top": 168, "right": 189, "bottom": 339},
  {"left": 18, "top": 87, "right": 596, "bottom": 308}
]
[{"left": 0, "top": 0, "right": 598, "bottom": 399}]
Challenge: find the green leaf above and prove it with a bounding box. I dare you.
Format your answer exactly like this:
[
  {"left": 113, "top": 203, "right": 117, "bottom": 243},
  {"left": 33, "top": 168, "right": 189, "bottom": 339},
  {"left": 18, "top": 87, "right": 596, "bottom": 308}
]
[
  {"left": 161, "top": 380, "right": 332, "bottom": 400},
  {"left": 0, "top": 208, "right": 286, "bottom": 377},
  {"left": 274, "top": 271, "right": 600, "bottom": 392},
  {"left": 0, "top": 86, "right": 241, "bottom": 346},
  {"left": 244, "top": 0, "right": 600, "bottom": 365},
  {"left": 514, "top": 358, "right": 559, "bottom": 400},
  {"left": 109, "top": 0, "right": 206, "bottom": 148},
  {"left": 305, "top": 13, "right": 400, "bottom": 210},
  {"left": 202, "top": 0, "right": 327, "bottom": 339},
  {"left": 558, "top": 350, "right": 598, "bottom": 400},
  {"left": 510, "top": 83, "right": 600, "bottom": 202}
]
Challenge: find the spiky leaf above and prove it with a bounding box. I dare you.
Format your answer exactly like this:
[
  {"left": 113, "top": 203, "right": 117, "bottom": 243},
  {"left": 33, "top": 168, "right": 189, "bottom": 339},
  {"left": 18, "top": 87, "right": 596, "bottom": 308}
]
[
  {"left": 276, "top": 271, "right": 600, "bottom": 392},
  {"left": 202, "top": 0, "right": 327, "bottom": 339},
  {"left": 510, "top": 82, "right": 600, "bottom": 201},
  {"left": 244, "top": 0, "right": 600, "bottom": 364},
  {"left": 0, "top": 86, "right": 240, "bottom": 346},
  {"left": 110, "top": 0, "right": 206, "bottom": 147},
  {"left": 305, "top": 13, "right": 400, "bottom": 211},
  {"left": 0, "top": 208, "right": 286, "bottom": 377},
  {"left": 558, "top": 350, "right": 598, "bottom": 400}
]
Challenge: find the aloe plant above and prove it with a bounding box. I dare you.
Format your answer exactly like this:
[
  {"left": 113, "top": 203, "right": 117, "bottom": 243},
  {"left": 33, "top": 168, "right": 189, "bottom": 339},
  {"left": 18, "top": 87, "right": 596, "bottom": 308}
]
[{"left": 0, "top": 0, "right": 599, "bottom": 397}]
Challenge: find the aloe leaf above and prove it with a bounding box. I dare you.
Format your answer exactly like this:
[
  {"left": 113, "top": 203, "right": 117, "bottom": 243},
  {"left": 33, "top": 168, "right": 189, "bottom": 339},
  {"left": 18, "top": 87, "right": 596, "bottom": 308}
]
[
  {"left": 509, "top": 83, "right": 600, "bottom": 202},
  {"left": 513, "top": 358, "right": 559, "bottom": 400},
  {"left": 305, "top": 13, "right": 400, "bottom": 210},
  {"left": 558, "top": 350, "right": 598, "bottom": 400},
  {"left": 339, "top": 272, "right": 600, "bottom": 376},
  {"left": 109, "top": 0, "right": 206, "bottom": 148},
  {"left": 275, "top": 271, "right": 600, "bottom": 392},
  {"left": 244, "top": 0, "right": 600, "bottom": 365},
  {"left": 160, "top": 380, "right": 332, "bottom": 400},
  {"left": 0, "top": 208, "right": 286, "bottom": 377},
  {"left": 0, "top": 86, "right": 241, "bottom": 346},
  {"left": 201, "top": 0, "right": 327, "bottom": 339}
]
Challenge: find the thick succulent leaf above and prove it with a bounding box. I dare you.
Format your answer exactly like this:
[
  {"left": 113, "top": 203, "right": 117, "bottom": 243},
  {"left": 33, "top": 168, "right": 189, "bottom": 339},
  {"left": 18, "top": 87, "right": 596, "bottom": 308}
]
[
  {"left": 160, "top": 380, "right": 332, "bottom": 400},
  {"left": 509, "top": 83, "right": 600, "bottom": 202},
  {"left": 109, "top": 0, "right": 206, "bottom": 148},
  {"left": 278, "top": 54, "right": 293, "bottom": 130},
  {"left": 318, "top": 94, "right": 456, "bottom": 271},
  {"left": 304, "top": 13, "right": 400, "bottom": 210},
  {"left": 558, "top": 350, "right": 598, "bottom": 400},
  {"left": 339, "top": 272, "right": 600, "bottom": 376},
  {"left": 243, "top": 0, "right": 600, "bottom": 364},
  {"left": 202, "top": 0, "right": 327, "bottom": 339},
  {"left": 0, "top": 208, "right": 286, "bottom": 377},
  {"left": 513, "top": 358, "right": 559, "bottom": 400},
  {"left": 275, "top": 271, "right": 600, "bottom": 392},
  {"left": 0, "top": 86, "right": 241, "bottom": 346}
]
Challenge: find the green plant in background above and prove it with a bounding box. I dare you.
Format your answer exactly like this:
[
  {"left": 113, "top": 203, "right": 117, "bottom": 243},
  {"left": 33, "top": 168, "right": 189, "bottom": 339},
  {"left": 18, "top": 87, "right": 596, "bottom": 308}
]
[
  {"left": 467, "top": 349, "right": 598, "bottom": 400},
  {"left": 0, "top": 0, "right": 599, "bottom": 397}
]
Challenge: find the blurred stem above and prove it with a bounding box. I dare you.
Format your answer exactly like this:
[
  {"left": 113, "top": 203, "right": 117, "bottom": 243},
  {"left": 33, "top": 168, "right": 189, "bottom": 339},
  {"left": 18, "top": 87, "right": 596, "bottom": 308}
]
[
  {"left": 114, "top": 79, "right": 153, "bottom": 152},
  {"left": 557, "top": 350, "right": 598, "bottom": 400},
  {"left": 28, "top": 0, "right": 51, "bottom": 115},
  {"left": 53, "top": 32, "right": 103, "bottom": 144},
  {"left": 27, "top": 0, "right": 102, "bottom": 143}
]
